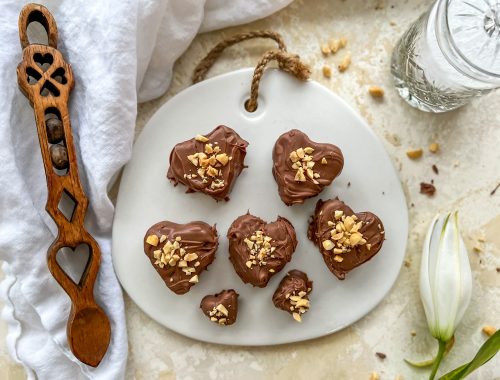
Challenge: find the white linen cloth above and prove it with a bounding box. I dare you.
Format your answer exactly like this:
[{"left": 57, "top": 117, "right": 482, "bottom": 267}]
[{"left": 0, "top": 0, "right": 292, "bottom": 379}]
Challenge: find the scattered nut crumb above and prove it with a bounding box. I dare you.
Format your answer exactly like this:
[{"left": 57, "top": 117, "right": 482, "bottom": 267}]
[
  {"left": 432, "top": 164, "right": 439, "bottom": 175},
  {"left": 411, "top": 331, "right": 417, "bottom": 336},
  {"left": 338, "top": 52, "right": 351, "bottom": 72},
  {"left": 322, "top": 65, "right": 332, "bottom": 78},
  {"left": 420, "top": 182, "right": 436, "bottom": 196},
  {"left": 368, "top": 86, "right": 384, "bottom": 98},
  {"left": 321, "top": 44, "right": 331, "bottom": 55},
  {"left": 406, "top": 148, "right": 423, "bottom": 159},
  {"left": 339, "top": 37, "right": 348, "bottom": 48},
  {"left": 482, "top": 325, "right": 497, "bottom": 337},
  {"left": 473, "top": 245, "right": 483, "bottom": 253},
  {"left": 404, "top": 259, "right": 411, "bottom": 268},
  {"left": 375, "top": 0, "right": 385, "bottom": 10},
  {"left": 375, "top": 352, "right": 387, "bottom": 359},
  {"left": 369, "top": 371, "right": 380, "bottom": 380},
  {"left": 429, "top": 142, "right": 439, "bottom": 153},
  {"left": 329, "top": 39, "right": 341, "bottom": 54}
]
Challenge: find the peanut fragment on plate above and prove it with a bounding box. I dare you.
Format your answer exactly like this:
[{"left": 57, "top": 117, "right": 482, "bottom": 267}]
[
  {"left": 368, "top": 86, "right": 384, "bottom": 98},
  {"left": 429, "top": 142, "right": 439, "bottom": 153},
  {"left": 369, "top": 372, "right": 380, "bottom": 380},
  {"left": 146, "top": 234, "right": 159, "bottom": 246},
  {"left": 320, "top": 44, "right": 331, "bottom": 55},
  {"left": 406, "top": 148, "right": 423, "bottom": 159},
  {"left": 322, "top": 65, "right": 332, "bottom": 78},
  {"left": 338, "top": 52, "right": 351, "bottom": 72},
  {"left": 482, "top": 325, "right": 497, "bottom": 336}
]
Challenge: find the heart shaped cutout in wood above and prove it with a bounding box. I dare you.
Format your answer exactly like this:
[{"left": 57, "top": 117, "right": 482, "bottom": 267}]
[
  {"left": 144, "top": 220, "right": 218, "bottom": 294},
  {"left": 227, "top": 213, "right": 297, "bottom": 288},
  {"left": 308, "top": 198, "right": 385, "bottom": 280},
  {"left": 200, "top": 289, "right": 239, "bottom": 326},
  {"left": 167, "top": 125, "right": 248, "bottom": 201},
  {"left": 272, "top": 129, "right": 344, "bottom": 206}
]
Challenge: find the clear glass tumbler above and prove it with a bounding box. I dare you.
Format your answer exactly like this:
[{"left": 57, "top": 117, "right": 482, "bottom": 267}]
[{"left": 391, "top": 0, "right": 500, "bottom": 112}]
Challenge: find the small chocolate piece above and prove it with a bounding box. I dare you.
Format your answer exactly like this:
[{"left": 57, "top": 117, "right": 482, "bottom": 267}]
[
  {"left": 308, "top": 198, "right": 385, "bottom": 280},
  {"left": 272, "top": 270, "right": 313, "bottom": 322},
  {"left": 46, "top": 117, "right": 64, "bottom": 144},
  {"left": 144, "top": 221, "right": 218, "bottom": 295},
  {"left": 420, "top": 182, "right": 436, "bottom": 196},
  {"left": 50, "top": 144, "right": 68, "bottom": 170},
  {"left": 272, "top": 129, "right": 344, "bottom": 206},
  {"left": 167, "top": 125, "right": 248, "bottom": 201},
  {"left": 200, "top": 289, "right": 239, "bottom": 326},
  {"left": 227, "top": 213, "right": 297, "bottom": 287}
]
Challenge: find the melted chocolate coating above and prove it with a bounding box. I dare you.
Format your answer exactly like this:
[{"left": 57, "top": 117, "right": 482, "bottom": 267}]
[
  {"left": 272, "top": 129, "right": 344, "bottom": 206},
  {"left": 273, "top": 270, "right": 313, "bottom": 317},
  {"left": 308, "top": 198, "right": 385, "bottom": 280},
  {"left": 227, "top": 213, "right": 298, "bottom": 288},
  {"left": 167, "top": 125, "right": 248, "bottom": 201},
  {"left": 200, "top": 289, "right": 239, "bottom": 326},
  {"left": 144, "top": 221, "right": 218, "bottom": 295}
]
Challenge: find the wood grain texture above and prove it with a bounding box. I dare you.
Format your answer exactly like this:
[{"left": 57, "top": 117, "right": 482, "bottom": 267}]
[{"left": 16, "top": 3, "right": 110, "bottom": 367}]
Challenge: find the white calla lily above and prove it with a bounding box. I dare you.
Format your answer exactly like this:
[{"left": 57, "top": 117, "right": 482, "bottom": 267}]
[{"left": 420, "top": 211, "right": 472, "bottom": 343}]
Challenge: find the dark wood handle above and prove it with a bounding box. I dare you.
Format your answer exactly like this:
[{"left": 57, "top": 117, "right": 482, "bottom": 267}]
[{"left": 16, "top": 3, "right": 110, "bottom": 367}]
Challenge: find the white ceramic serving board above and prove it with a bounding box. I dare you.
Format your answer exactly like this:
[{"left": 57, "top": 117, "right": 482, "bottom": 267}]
[{"left": 112, "top": 68, "right": 408, "bottom": 345}]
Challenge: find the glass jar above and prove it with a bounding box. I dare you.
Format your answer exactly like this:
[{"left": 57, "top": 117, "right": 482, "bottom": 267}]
[{"left": 391, "top": 0, "right": 500, "bottom": 112}]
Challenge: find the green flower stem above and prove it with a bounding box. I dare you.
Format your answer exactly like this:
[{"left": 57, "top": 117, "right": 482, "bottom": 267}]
[{"left": 429, "top": 340, "right": 447, "bottom": 380}]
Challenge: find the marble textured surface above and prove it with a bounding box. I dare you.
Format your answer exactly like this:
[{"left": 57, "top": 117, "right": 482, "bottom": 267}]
[{"left": 1, "top": 0, "right": 499, "bottom": 379}]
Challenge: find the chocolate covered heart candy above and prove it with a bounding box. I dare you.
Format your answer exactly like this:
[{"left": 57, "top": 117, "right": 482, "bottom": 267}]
[
  {"left": 308, "top": 198, "right": 385, "bottom": 280},
  {"left": 200, "top": 289, "right": 239, "bottom": 326},
  {"left": 227, "top": 213, "right": 298, "bottom": 287},
  {"left": 167, "top": 125, "right": 249, "bottom": 201},
  {"left": 144, "top": 221, "right": 218, "bottom": 295},
  {"left": 272, "top": 129, "right": 344, "bottom": 205},
  {"left": 273, "top": 270, "right": 313, "bottom": 323}
]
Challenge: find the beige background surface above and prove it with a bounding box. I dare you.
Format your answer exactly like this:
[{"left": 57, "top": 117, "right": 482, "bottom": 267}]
[{"left": 1, "top": 0, "right": 500, "bottom": 379}]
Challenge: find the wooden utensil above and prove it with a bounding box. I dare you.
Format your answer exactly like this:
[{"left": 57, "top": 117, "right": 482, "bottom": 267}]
[{"left": 16, "top": 3, "right": 111, "bottom": 367}]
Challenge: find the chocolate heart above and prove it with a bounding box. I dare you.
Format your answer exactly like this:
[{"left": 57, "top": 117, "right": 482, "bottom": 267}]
[
  {"left": 227, "top": 213, "right": 298, "bottom": 288},
  {"left": 272, "top": 270, "right": 313, "bottom": 323},
  {"left": 144, "top": 221, "right": 218, "bottom": 295},
  {"left": 200, "top": 289, "right": 239, "bottom": 326},
  {"left": 167, "top": 125, "right": 248, "bottom": 201},
  {"left": 272, "top": 129, "right": 344, "bottom": 206},
  {"left": 308, "top": 198, "right": 385, "bottom": 280}
]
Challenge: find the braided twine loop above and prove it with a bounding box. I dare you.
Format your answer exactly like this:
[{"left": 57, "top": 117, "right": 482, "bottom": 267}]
[{"left": 192, "top": 30, "right": 310, "bottom": 112}]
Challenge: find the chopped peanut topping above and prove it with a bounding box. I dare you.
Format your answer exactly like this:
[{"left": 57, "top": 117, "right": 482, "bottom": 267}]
[
  {"left": 209, "top": 303, "right": 230, "bottom": 325},
  {"left": 146, "top": 235, "right": 159, "bottom": 246},
  {"left": 244, "top": 230, "right": 275, "bottom": 269},
  {"left": 289, "top": 147, "right": 325, "bottom": 185},
  {"left": 186, "top": 135, "right": 232, "bottom": 188},
  {"left": 429, "top": 142, "right": 439, "bottom": 153},
  {"left": 406, "top": 148, "right": 423, "bottom": 159},
  {"left": 288, "top": 288, "right": 311, "bottom": 322},
  {"left": 152, "top": 235, "right": 201, "bottom": 282},
  {"left": 322, "top": 211, "right": 368, "bottom": 256},
  {"left": 482, "top": 325, "right": 497, "bottom": 336},
  {"left": 368, "top": 86, "right": 384, "bottom": 98},
  {"left": 322, "top": 65, "right": 332, "bottom": 78}
]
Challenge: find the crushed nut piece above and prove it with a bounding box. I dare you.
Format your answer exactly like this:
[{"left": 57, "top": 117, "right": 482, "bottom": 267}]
[
  {"left": 245, "top": 230, "right": 274, "bottom": 269},
  {"left": 189, "top": 275, "right": 199, "bottom": 283},
  {"left": 146, "top": 235, "right": 159, "bottom": 246},
  {"left": 338, "top": 52, "right": 351, "bottom": 72},
  {"left": 195, "top": 134, "right": 209, "bottom": 142},
  {"left": 339, "top": 37, "right": 348, "bottom": 48},
  {"left": 429, "top": 143, "right": 439, "bottom": 153},
  {"left": 369, "top": 372, "right": 380, "bottom": 380},
  {"left": 290, "top": 147, "right": 320, "bottom": 184},
  {"left": 321, "top": 44, "right": 331, "bottom": 55},
  {"left": 482, "top": 325, "right": 497, "bottom": 336},
  {"left": 322, "top": 213, "right": 367, "bottom": 255},
  {"left": 321, "top": 157, "right": 328, "bottom": 164},
  {"left": 368, "top": 86, "right": 384, "bottom": 98},
  {"left": 406, "top": 148, "right": 423, "bottom": 159},
  {"left": 292, "top": 312, "right": 302, "bottom": 322},
  {"left": 322, "top": 65, "right": 332, "bottom": 78}
]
